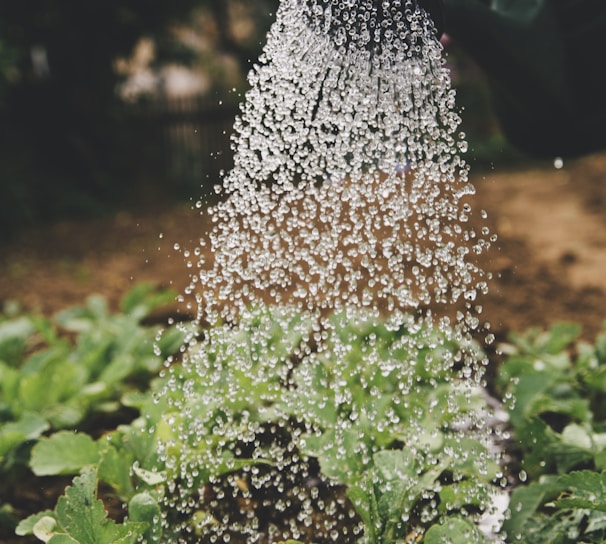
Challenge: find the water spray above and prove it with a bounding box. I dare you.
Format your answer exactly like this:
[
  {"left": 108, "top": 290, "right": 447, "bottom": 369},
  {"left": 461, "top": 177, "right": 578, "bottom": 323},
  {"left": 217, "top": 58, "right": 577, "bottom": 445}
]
[
  {"left": 304, "top": 0, "right": 444, "bottom": 54},
  {"left": 155, "top": 1, "right": 500, "bottom": 540}
]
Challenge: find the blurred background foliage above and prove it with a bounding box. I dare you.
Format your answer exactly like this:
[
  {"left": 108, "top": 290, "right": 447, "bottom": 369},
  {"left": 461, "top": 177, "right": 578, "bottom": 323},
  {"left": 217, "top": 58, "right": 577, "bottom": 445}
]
[{"left": 0, "top": 0, "right": 514, "bottom": 239}]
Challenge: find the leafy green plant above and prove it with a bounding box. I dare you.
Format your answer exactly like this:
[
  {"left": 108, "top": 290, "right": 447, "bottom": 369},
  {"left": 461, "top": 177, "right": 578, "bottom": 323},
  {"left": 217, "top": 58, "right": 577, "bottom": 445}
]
[
  {"left": 14, "top": 304, "right": 500, "bottom": 543},
  {"left": 498, "top": 321, "right": 606, "bottom": 542},
  {"left": 0, "top": 284, "right": 182, "bottom": 466},
  {"left": 10, "top": 285, "right": 606, "bottom": 543},
  {"left": 15, "top": 384, "right": 175, "bottom": 541},
  {"left": 284, "top": 311, "right": 498, "bottom": 542},
  {"left": 16, "top": 466, "right": 145, "bottom": 544},
  {"left": 0, "top": 284, "right": 183, "bottom": 537}
]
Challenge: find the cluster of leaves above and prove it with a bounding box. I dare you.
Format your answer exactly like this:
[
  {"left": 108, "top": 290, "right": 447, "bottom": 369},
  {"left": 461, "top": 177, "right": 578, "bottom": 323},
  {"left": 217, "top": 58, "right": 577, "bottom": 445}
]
[
  {"left": 7, "top": 284, "right": 606, "bottom": 543},
  {"left": 497, "top": 321, "right": 606, "bottom": 542},
  {"left": 0, "top": 284, "right": 184, "bottom": 538},
  {"left": 284, "top": 312, "right": 496, "bottom": 543},
  {"left": 143, "top": 308, "right": 496, "bottom": 541},
  {"left": 7, "top": 301, "right": 499, "bottom": 543}
]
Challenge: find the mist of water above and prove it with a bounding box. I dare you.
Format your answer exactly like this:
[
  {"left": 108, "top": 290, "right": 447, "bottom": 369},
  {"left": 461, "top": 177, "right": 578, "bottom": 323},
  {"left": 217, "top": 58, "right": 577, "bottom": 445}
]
[{"left": 156, "top": 0, "right": 497, "bottom": 541}]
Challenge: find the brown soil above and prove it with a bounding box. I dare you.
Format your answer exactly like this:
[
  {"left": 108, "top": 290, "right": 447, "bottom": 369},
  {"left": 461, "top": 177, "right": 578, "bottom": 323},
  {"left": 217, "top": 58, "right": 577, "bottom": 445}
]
[
  {"left": 2, "top": 153, "right": 606, "bottom": 339},
  {"left": 2, "top": 152, "right": 606, "bottom": 542},
  {"left": 474, "top": 152, "right": 606, "bottom": 340}
]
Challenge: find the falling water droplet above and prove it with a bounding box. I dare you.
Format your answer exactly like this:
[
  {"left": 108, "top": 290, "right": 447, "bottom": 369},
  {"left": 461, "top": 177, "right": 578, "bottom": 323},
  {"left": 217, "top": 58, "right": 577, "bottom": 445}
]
[{"left": 154, "top": 0, "right": 496, "bottom": 540}]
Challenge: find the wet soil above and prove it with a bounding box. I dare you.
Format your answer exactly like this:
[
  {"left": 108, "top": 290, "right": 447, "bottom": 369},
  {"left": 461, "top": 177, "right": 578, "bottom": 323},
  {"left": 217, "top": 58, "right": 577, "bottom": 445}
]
[
  {"left": 2, "top": 152, "right": 606, "bottom": 542},
  {"left": 474, "top": 152, "right": 606, "bottom": 340},
  {"left": 2, "top": 153, "right": 606, "bottom": 338}
]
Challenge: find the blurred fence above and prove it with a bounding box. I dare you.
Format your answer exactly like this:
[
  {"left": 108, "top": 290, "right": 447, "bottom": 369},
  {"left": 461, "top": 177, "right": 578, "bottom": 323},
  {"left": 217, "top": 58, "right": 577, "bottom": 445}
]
[{"left": 125, "top": 96, "right": 240, "bottom": 193}]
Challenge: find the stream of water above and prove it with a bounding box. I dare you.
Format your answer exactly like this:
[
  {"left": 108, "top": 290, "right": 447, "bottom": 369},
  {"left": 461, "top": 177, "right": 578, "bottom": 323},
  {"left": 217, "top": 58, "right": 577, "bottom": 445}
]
[{"left": 157, "top": 1, "right": 499, "bottom": 541}]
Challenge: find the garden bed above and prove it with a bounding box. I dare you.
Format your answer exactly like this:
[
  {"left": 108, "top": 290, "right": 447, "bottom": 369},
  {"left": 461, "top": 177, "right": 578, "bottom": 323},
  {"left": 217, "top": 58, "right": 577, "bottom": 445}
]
[
  {"left": 1, "top": 152, "right": 606, "bottom": 542},
  {"left": 2, "top": 153, "right": 606, "bottom": 337}
]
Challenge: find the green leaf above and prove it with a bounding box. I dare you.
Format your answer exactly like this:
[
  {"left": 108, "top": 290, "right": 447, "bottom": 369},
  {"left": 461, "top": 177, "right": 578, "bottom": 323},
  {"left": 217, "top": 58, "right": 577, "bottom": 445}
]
[
  {"left": 561, "top": 423, "right": 593, "bottom": 451},
  {"left": 19, "top": 342, "right": 65, "bottom": 376},
  {"left": 0, "top": 360, "right": 20, "bottom": 407},
  {"left": 97, "top": 355, "right": 137, "bottom": 386},
  {"left": 508, "top": 323, "right": 581, "bottom": 356},
  {"left": 128, "top": 492, "right": 161, "bottom": 543},
  {"left": 583, "top": 366, "right": 606, "bottom": 394},
  {"left": 438, "top": 480, "right": 488, "bottom": 514},
  {"left": 30, "top": 316, "right": 62, "bottom": 347},
  {"left": 586, "top": 510, "right": 606, "bottom": 534},
  {"left": 43, "top": 403, "right": 87, "bottom": 430},
  {"left": 120, "top": 283, "right": 175, "bottom": 320},
  {"left": 301, "top": 428, "right": 366, "bottom": 484},
  {"left": 508, "top": 372, "right": 553, "bottom": 427},
  {"left": 19, "top": 356, "right": 84, "bottom": 418},
  {"left": 512, "top": 509, "right": 587, "bottom": 544},
  {"left": 0, "top": 316, "right": 33, "bottom": 343},
  {"left": 155, "top": 326, "right": 186, "bottom": 357},
  {"left": 373, "top": 449, "right": 419, "bottom": 482},
  {"left": 371, "top": 449, "right": 451, "bottom": 539},
  {"left": 424, "top": 516, "right": 483, "bottom": 543},
  {"left": 48, "top": 535, "right": 79, "bottom": 544},
  {"left": 97, "top": 443, "right": 135, "bottom": 500},
  {"left": 0, "top": 316, "right": 34, "bottom": 365},
  {"left": 33, "top": 516, "right": 60, "bottom": 542},
  {"left": 541, "top": 323, "right": 582, "bottom": 354},
  {"left": 596, "top": 329, "right": 606, "bottom": 364},
  {"left": 516, "top": 418, "right": 593, "bottom": 476},
  {"left": 530, "top": 394, "right": 591, "bottom": 426},
  {"left": 86, "top": 296, "right": 109, "bottom": 320},
  {"left": 552, "top": 445, "right": 595, "bottom": 475},
  {"left": 554, "top": 471, "right": 606, "bottom": 512},
  {"left": 30, "top": 432, "right": 100, "bottom": 476},
  {"left": 54, "top": 308, "right": 95, "bottom": 334},
  {"left": 0, "top": 502, "right": 17, "bottom": 531},
  {"left": 54, "top": 467, "right": 143, "bottom": 544},
  {"left": 15, "top": 510, "right": 55, "bottom": 536},
  {"left": 347, "top": 476, "right": 380, "bottom": 541},
  {"left": 502, "top": 477, "right": 564, "bottom": 539},
  {"left": 0, "top": 412, "right": 49, "bottom": 458},
  {"left": 132, "top": 464, "right": 166, "bottom": 486}
]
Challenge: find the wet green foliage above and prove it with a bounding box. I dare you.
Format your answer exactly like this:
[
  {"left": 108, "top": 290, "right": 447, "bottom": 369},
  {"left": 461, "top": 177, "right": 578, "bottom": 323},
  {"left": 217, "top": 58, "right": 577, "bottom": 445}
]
[
  {"left": 6, "top": 287, "right": 606, "bottom": 543},
  {"left": 4, "top": 298, "right": 497, "bottom": 542},
  {"left": 498, "top": 321, "right": 606, "bottom": 542},
  {"left": 0, "top": 283, "right": 183, "bottom": 475}
]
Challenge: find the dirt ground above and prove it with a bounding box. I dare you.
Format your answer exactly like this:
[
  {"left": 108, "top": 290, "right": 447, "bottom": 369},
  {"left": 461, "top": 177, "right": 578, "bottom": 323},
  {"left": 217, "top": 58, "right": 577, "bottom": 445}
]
[
  {"left": 1, "top": 153, "right": 606, "bottom": 544},
  {"left": 2, "top": 152, "right": 606, "bottom": 341}
]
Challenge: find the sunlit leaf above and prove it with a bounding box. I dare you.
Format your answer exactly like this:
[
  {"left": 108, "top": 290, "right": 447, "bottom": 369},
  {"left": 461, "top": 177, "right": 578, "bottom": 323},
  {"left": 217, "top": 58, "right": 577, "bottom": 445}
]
[
  {"left": 15, "top": 510, "right": 55, "bottom": 536},
  {"left": 33, "top": 516, "right": 59, "bottom": 542},
  {"left": 30, "top": 431, "right": 100, "bottom": 476},
  {"left": 54, "top": 467, "right": 144, "bottom": 544}
]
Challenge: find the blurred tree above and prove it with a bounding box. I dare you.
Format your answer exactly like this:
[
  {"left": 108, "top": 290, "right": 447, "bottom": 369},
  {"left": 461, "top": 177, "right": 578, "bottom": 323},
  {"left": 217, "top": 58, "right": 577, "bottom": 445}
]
[
  {"left": 0, "top": 0, "right": 287, "bottom": 236},
  {"left": 205, "top": 0, "right": 278, "bottom": 73},
  {"left": 0, "top": 0, "right": 211, "bottom": 235}
]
